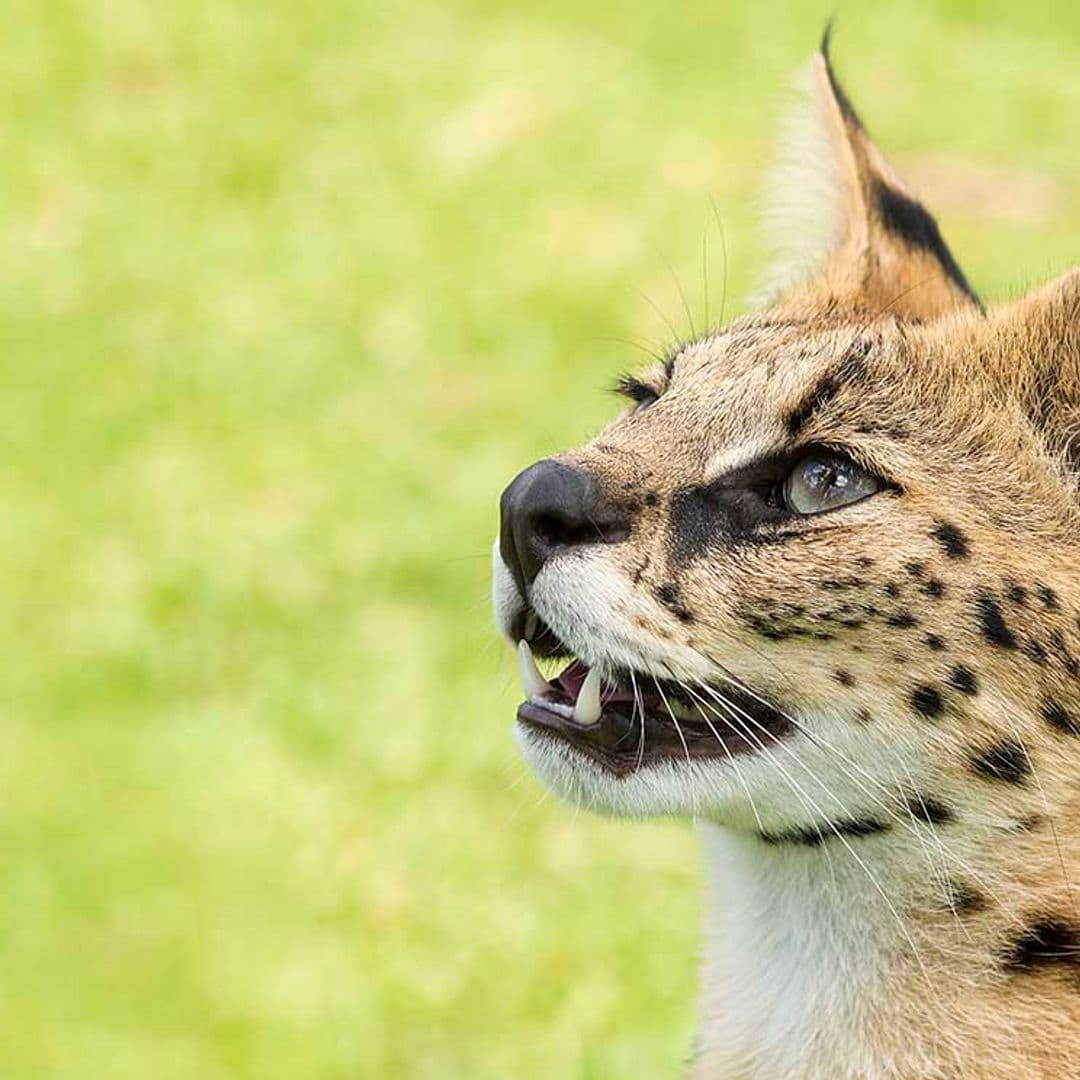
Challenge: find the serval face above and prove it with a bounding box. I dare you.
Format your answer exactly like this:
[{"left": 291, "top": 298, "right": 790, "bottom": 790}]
[{"left": 492, "top": 46, "right": 1080, "bottom": 863}]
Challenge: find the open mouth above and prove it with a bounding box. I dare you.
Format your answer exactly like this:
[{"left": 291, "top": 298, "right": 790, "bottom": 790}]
[{"left": 513, "top": 613, "right": 793, "bottom": 777}]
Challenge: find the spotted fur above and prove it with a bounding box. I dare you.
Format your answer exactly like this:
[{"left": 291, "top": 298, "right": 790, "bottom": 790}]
[{"left": 493, "top": 37, "right": 1080, "bottom": 1080}]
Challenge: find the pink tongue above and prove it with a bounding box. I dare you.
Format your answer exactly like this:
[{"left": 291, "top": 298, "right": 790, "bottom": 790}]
[{"left": 557, "top": 661, "right": 636, "bottom": 704}]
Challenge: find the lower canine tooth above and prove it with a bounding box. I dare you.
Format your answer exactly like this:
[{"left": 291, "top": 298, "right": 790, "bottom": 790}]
[
  {"left": 517, "top": 640, "right": 551, "bottom": 699},
  {"left": 573, "top": 667, "right": 603, "bottom": 726}
]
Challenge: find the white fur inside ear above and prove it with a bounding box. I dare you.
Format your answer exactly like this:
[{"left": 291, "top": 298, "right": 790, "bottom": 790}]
[{"left": 750, "top": 58, "right": 845, "bottom": 308}]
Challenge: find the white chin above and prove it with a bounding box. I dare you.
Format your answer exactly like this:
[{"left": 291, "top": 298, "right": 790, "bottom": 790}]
[{"left": 513, "top": 722, "right": 746, "bottom": 819}]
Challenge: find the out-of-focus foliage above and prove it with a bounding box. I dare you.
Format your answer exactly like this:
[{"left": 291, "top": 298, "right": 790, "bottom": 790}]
[{"left": 2, "top": 0, "right": 1076, "bottom": 1075}]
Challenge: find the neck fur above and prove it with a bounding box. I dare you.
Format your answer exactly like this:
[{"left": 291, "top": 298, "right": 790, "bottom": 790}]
[{"left": 689, "top": 821, "right": 1080, "bottom": 1080}]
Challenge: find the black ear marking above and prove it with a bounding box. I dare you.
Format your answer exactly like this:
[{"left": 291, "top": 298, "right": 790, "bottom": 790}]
[{"left": 870, "top": 181, "right": 980, "bottom": 306}]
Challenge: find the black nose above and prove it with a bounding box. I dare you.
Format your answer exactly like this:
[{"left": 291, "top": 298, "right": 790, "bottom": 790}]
[{"left": 499, "top": 459, "right": 628, "bottom": 591}]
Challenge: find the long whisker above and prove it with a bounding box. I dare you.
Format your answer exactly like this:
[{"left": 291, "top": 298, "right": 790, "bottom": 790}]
[
  {"left": 692, "top": 675, "right": 1021, "bottom": 924},
  {"left": 630, "top": 669, "right": 646, "bottom": 770},
  {"left": 653, "top": 676, "right": 692, "bottom": 768},
  {"left": 661, "top": 253, "right": 697, "bottom": 340},
  {"left": 669, "top": 676, "right": 766, "bottom": 833},
  {"left": 994, "top": 711, "right": 1076, "bottom": 919},
  {"left": 709, "top": 198, "right": 729, "bottom": 329},
  {"left": 691, "top": 678, "right": 940, "bottom": 1001},
  {"left": 680, "top": 680, "right": 838, "bottom": 888}
]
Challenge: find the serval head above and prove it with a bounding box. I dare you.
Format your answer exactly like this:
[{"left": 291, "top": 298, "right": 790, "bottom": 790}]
[{"left": 492, "top": 35, "right": 1080, "bottom": 1079}]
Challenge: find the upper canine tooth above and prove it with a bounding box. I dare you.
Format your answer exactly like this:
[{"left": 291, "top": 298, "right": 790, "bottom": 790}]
[
  {"left": 517, "top": 640, "right": 551, "bottom": 700},
  {"left": 573, "top": 666, "right": 603, "bottom": 726}
]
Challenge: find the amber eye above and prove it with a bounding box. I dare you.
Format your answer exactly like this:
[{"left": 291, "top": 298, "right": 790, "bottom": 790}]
[{"left": 783, "top": 454, "right": 880, "bottom": 515}]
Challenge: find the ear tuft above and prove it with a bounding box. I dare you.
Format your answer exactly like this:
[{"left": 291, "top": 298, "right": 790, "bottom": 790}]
[
  {"left": 753, "top": 38, "right": 981, "bottom": 320},
  {"left": 751, "top": 54, "right": 849, "bottom": 305}
]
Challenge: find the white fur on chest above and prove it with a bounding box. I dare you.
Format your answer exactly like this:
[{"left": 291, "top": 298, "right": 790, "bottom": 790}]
[{"left": 692, "top": 824, "right": 910, "bottom": 1080}]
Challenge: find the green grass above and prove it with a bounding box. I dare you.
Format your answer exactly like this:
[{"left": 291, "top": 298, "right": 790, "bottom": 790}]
[{"left": 1, "top": 1, "right": 1077, "bottom": 1075}]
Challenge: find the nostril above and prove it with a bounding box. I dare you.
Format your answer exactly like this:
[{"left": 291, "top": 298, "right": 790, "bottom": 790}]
[
  {"left": 533, "top": 512, "right": 629, "bottom": 550},
  {"left": 533, "top": 513, "right": 595, "bottom": 549}
]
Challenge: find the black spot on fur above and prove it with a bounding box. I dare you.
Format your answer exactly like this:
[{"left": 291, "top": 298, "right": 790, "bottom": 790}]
[
  {"left": 975, "top": 592, "right": 1018, "bottom": 650},
  {"left": 857, "top": 556, "right": 875, "bottom": 569},
  {"left": 905, "top": 560, "right": 926, "bottom": 579},
  {"left": 1043, "top": 701, "right": 1080, "bottom": 737},
  {"left": 821, "top": 578, "right": 860, "bottom": 592},
  {"left": 1035, "top": 583, "right": 1060, "bottom": 611},
  {"left": 869, "top": 178, "right": 981, "bottom": 305},
  {"left": 655, "top": 583, "right": 694, "bottom": 624},
  {"left": 924, "top": 633, "right": 946, "bottom": 652},
  {"left": 884, "top": 582, "right": 901, "bottom": 599},
  {"left": 855, "top": 708, "right": 873, "bottom": 725},
  {"left": 969, "top": 740, "right": 1029, "bottom": 785},
  {"left": 833, "top": 669, "right": 856, "bottom": 688},
  {"left": 1024, "top": 640, "right": 1049, "bottom": 666},
  {"left": 1002, "top": 919, "right": 1080, "bottom": 974},
  {"left": 643, "top": 491, "right": 660, "bottom": 508},
  {"left": 1005, "top": 581, "right": 1028, "bottom": 606},
  {"left": 947, "top": 665, "right": 978, "bottom": 695},
  {"left": 906, "top": 795, "right": 953, "bottom": 825},
  {"left": 946, "top": 880, "right": 986, "bottom": 915},
  {"left": 1049, "top": 630, "right": 1080, "bottom": 677},
  {"left": 931, "top": 521, "right": 970, "bottom": 559},
  {"left": 1010, "top": 814, "right": 1044, "bottom": 833},
  {"left": 923, "top": 578, "right": 946, "bottom": 599},
  {"left": 759, "top": 815, "right": 889, "bottom": 847},
  {"left": 911, "top": 685, "right": 943, "bottom": 718},
  {"left": 887, "top": 610, "right": 918, "bottom": 629}
]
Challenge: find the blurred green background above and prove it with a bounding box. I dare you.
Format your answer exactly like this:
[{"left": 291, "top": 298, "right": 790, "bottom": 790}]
[{"left": 2, "top": 0, "right": 1077, "bottom": 1076}]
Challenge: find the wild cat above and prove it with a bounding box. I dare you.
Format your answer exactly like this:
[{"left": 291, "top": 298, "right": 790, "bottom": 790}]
[{"left": 492, "top": 36, "right": 1080, "bottom": 1080}]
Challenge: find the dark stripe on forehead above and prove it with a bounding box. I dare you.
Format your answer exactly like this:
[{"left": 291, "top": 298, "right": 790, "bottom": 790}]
[
  {"left": 869, "top": 178, "right": 982, "bottom": 308},
  {"left": 785, "top": 339, "right": 872, "bottom": 437},
  {"left": 786, "top": 371, "right": 841, "bottom": 437}
]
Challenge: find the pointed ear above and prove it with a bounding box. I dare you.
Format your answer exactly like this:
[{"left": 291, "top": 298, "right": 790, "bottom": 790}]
[
  {"left": 984, "top": 269, "right": 1080, "bottom": 471},
  {"left": 757, "top": 35, "right": 982, "bottom": 320}
]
